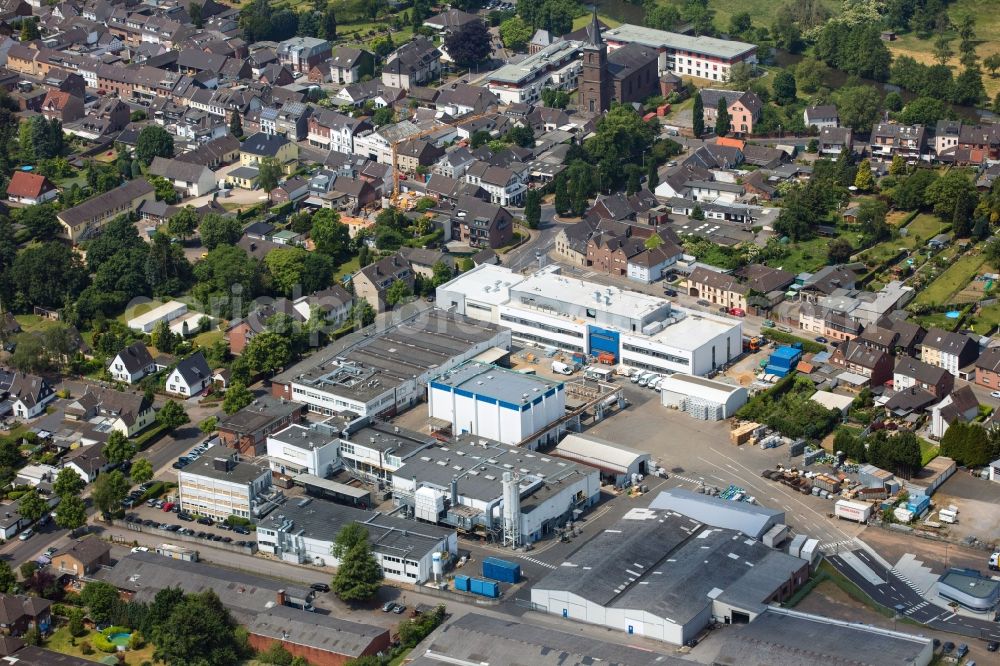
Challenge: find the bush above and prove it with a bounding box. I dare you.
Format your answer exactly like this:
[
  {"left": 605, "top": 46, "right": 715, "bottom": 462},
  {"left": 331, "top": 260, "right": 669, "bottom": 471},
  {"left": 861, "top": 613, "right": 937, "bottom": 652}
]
[
  {"left": 80, "top": 641, "right": 93, "bottom": 655},
  {"left": 129, "top": 631, "right": 146, "bottom": 650},
  {"left": 225, "top": 515, "right": 252, "bottom": 528},
  {"left": 760, "top": 327, "right": 827, "bottom": 354}
]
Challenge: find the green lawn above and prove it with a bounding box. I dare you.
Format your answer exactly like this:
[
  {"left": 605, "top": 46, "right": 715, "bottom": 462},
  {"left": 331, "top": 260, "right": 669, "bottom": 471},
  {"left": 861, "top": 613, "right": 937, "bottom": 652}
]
[
  {"left": 14, "top": 314, "right": 62, "bottom": 333},
  {"left": 770, "top": 237, "right": 832, "bottom": 275},
  {"left": 703, "top": 0, "right": 840, "bottom": 31},
  {"left": 192, "top": 328, "right": 224, "bottom": 350},
  {"left": 45, "top": 626, "right": 156, "bottom": 665},
  {"left": 914, "top": 252, "right": 987, "bottom": 306},
  {"left": 919, "top": 440, "right": 939, "bottom": 467},
  {"left": 968, "top": 302, "right": 1000, "bottom": 335},
  {"left": 572, "top": 13, "right": 622, "bottom": 30},
  {"left": 904, "top": 213, "right": 947, "bottom": 241},
  {"left": 337, "top": 254, "right": 362, "bottom": 282}
]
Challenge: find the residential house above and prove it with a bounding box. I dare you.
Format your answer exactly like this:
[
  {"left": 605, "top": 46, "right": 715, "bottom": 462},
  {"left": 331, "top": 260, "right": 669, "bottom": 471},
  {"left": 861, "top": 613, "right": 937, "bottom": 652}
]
[
  {"left": 57, "top": 179, "right": 156, "bottom": 243},
  {"left": 449, "top": 195, "right": 514, "bottom": 249},
  {"left": 227, "top": 166, "right": 260, "bottom": 189},
  {"left": 64, "top": 387, "right": 155, "bottom": 438},
  {"left": 270, "top": 177, "right": 309, "bottom": 205},
  {"left": 930, "top": 385, "right": 980, "bottom": 439},
  {"left": 66, "top": 98, "right": 129, "bottom": 140},
  {"left": 893, "top": 357, "right": 954, "bottom": 398},
  {"left": 165, "top": 351, "right": 212, "bottom": 397},
  {"left": 398, "top": 247, "right": 455, "bottom": 279},
  {"left": 108, "top": 342, "right": 156, "bottom": 384},
  {"left": 877, "top": 316, "right": 926, "bottom": 357},
  {"left": 686, "top": 267, "right": 749, "bottom": 311},
  {"left": 175, "top": 135, "right": 241, "bottom": 169},
  {"left": 828, "top": 340, "right": 894, "bottom": 387},
  {"left": 798, "top": 304, "right": 863, "bottom": 342},
  {"left": 61, "top": 446, "right": 111, "bottom": 484},
  {"left": 5, "top": 171, "right": 57, "bottom": 205},
  {"left": 0, "top": 594, "right": 51, "bottom": 636},
  {"left": 423, "top": 8, "right": 480, "bottom": 35},
  {"left": 240, "top": 132, "right": 298, "bottom": 173},
  {"left": 700, "top": 89, "right": 762, "bottom": 135},
  {"left": 274, "top": 101, "right": 312, "bottom": 141},
  {"left": 856, "top": 325, "right": 899, "bottom": 355},
  {"left": 396, "top": 139, "right": 446, "bottom": 174},
  {"left": 309, "top": 47, "right": 374, "bottom": 84},
  {"left": 818, "top": 127, "right": 853, "bottom": 156},
  {"left": 920, "top": 328, "right": 978, "bottom": 375},
  {"left": 803, "top": 105, "right": 838, "bottom": 129},
  {"left": 307, "top": 109, "right": 371, "bottom": 153},
  {"left": 957, "top": 123, "right": 1000, "bottom": 162},
  {"left": 435, "top": 83, "right": 498, "bottom": 117},
  {"left": 8, "top": 373, "right": 55, "bottom": 419},
  {"left": 276, "top": 36, "right": 331, "bottom": 74},
  {"left": 974, "top": 346, "right": 1000, "bottom": 390},
  {"left": 464, "top": 163, "right": 527, "bottom": 207},
  {"left": 39, "top": 89, "right": 84, "bottom": 122},
  {"left": 217, "top": 396, "right": 304, "bottom": 456},
  {"left": 869, "top": 123, "right": 927, "bottom": 162},
  {"left": 627, "top": 236, "right": 684, "bottom": 284},
  {"left": 50, "top": 538, "right": 112, "bottom": 577},
  {"left": 352, "top": 252, "right": 415, "bottom": 312},
  {"left": 381, "top": 37, "right": 441, "bottom": 89},
  {"left": 933, "top": 119, "right": 963, "bottom": 157},
  {"left": 326, "top": 177, "right": 378, "bottom": 215},
  {"left": 147, "top": 157, "right": 217, "bottom": 198}
]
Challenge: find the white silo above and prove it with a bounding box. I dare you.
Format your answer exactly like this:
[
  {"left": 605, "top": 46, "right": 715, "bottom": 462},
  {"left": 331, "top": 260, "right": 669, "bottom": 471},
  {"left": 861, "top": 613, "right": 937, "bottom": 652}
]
[
  {"left": 502, "top": 471, "right": 521, "bottom": 548},
  {"left": 432, "top": 551, "right": 443, "bottom": 581}
]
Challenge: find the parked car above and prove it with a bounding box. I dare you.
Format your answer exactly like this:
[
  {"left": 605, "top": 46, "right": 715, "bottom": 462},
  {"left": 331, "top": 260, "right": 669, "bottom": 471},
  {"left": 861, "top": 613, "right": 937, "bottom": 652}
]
[
  {"left": 393, "top": 604, "right": 406, "bottom": 614},
  {"left": 815, "top": 336, "right": 828, "bottom": 344},
  {"left": 146, "top": 499, "right": 157, "bottom": 507},
  {"left": 664, "top": 288, "right": 678, "bottom": 297},
  {"left": 172, "top": 461, "right": 188, "bottom": 470},
  {"left": 956, "top": 644, "right": 968, "bottom": 658},
  {"left": 310, "top": 582, "right": 330, "bottom": 593},
  {"left": 991, "top": 391, "right": 1000, "bottom": 399},
  {"left": 696, "top": 299, "right": 710, "bottom": 306},
  {"left": 162, "top": 502, "right": 174, "bottom": 512},
  {"left": 17, "top": 528, "right": 33, "bottom": 541},
  {"left": 197, "top": 517, "right": 214, "bottom": 526},
  {"left": 942, "top": 642, "right": 954, "bottom": 654},
  {"left": 382, "top": 601, "right": 396, "bottom": 612},
  {"left": 178, "top": 512, "right": 193, "bottom": 522},
  {"left": 232, "top": 526, "right": 250, "bottom": 535},
  {"left": 987, "top": 641, "right": 998, "bottom": 652}
]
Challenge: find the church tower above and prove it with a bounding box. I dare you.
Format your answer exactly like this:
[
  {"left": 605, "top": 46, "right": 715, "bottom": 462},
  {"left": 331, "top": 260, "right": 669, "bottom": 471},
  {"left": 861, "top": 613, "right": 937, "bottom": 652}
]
[{"left": 579, "top": 7, "right": 609, "bottom": 114}]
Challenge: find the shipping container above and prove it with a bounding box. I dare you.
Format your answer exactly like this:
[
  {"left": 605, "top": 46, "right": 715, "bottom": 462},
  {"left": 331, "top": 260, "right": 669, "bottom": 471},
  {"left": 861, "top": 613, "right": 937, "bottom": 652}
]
[
  {"left": 454, "top": 575, "right": 470, "bottom": 592},
  {"left": 834, "top": 499, "right": 872, "bottom": 523},
  {"left": 787, "top": 534, "right": 807, "bottom": 558},
  {"left": 482, "top": 557, "right": 521, "bottom": 583},
  {"left": 468, "top": 577, "right": 500, "bottom": 598}
]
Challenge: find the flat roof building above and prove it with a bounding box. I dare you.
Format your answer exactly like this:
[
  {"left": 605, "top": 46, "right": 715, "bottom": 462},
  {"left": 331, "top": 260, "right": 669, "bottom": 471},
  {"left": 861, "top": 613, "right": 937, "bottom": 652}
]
[
  {"left": 272, "top": 309, "right": 510, "bottom": 418},
  {"left": 256, "top": 497, "right": 456, "bottom": 583},
  {"left": 553, "top": 433, "right": 652, "bottom": 487},
  {"left": 659, "top": 373, "right": 748, "bottom": 420},
  {"left": 603, "top": 24, "right": 757, "bottom": 83},
  {"left": 176, "top": 445, "right": 273, "bottom": 520},
  {"left": 393, "top": 433, "right": 600, "bottom": 544},
  {"left": 648, "top": 488, "right": 784, "bottom": 539},
  {"left": 487, "top": 40, "right": 582, "bottom": 105},
  {"left": 530, "top": 505, "right": 808, "bottom": 645},
  {"left": 126, "top": 300, "right": 188, "bottom": 333},
  {"left": 936, "top": 568, "right": 1000, "bottom": 611},
  {"left": 247, "top": 605, "right": 390, "bottom": 666},
  {"left": 427, "top": 361, "right": 565, "bottom": 447},
  {"left": 437, "top": 265, "right": 741, "bottom": 376}
]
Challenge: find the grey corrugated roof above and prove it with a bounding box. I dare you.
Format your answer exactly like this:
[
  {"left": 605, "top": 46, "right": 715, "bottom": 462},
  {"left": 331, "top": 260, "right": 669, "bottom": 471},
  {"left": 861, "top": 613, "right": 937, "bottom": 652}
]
[{"left": 648, "top": 488, "right": 783, "bottom": 538}]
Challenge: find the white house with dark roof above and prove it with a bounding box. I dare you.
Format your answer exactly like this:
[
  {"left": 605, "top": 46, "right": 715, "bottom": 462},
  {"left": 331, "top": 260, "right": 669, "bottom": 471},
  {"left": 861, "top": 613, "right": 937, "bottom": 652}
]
[
  {"left": 147, "top": 157, "right": 217, "bottom": 197},
  {"left": 109, "top": 342, "right": 156, "bottom": 384},
  {"left": 8, "top": 373, "right": 55, "bottom": 419},
  {"left": 165, "top": 351, "right": 212, "bottom": 397}
]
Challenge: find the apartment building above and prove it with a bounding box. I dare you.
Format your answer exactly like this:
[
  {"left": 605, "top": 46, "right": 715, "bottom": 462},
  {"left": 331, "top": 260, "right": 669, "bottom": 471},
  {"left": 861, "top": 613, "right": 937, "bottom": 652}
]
[{"left": 177, "top": 445, "right": 273, "bottom": 520}]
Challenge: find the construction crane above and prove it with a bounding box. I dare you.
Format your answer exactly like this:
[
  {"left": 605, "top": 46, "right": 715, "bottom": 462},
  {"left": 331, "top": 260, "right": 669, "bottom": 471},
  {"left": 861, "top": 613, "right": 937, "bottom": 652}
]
[{"left": 390, "top": 111, "right": 494, "bottom": 207}]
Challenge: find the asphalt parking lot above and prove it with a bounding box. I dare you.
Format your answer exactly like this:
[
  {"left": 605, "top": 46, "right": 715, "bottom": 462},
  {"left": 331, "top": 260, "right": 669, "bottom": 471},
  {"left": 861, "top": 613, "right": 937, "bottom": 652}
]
[
  {"left": 581, "top": 394, "right": 866, "bottom": 546},
  {"left": 122, "top": 502, "right": 256, "bottom": 548}
]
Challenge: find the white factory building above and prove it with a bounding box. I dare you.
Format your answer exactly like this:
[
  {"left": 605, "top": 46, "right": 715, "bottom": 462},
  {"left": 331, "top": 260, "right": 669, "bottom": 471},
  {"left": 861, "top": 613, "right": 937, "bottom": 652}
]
[
  {"left": 265, "top": 422, "right": 342, "bottom": 477},
  {"left": 554, "top": 434, "right": 652, "bottom": 487},
  {"left": 392, "top": 433, "right": 600, "bottom": 545},
  {"left": 428, "top": 361, "right": 566, "bottom": 447},
  {"left": 177, "top": 445, "right": 273, "bottom": 520},
  {"left": 659, "top": 374, "right": 748, "bottom": 420},
  {"left": 436, "top": 264, "right": 741, "bottom": 376},
  {"left": 271, "top": 309, "right": 510, "bottom": 418},
  {"left": 256, "top": 497, "right": 456, "bottom": 583}
]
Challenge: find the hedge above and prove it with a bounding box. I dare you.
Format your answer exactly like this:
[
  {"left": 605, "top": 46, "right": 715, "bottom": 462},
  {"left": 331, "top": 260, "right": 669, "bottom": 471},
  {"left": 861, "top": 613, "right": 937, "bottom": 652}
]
[{"left": 760, "top": 327, "right": 827, "bottom": 354}]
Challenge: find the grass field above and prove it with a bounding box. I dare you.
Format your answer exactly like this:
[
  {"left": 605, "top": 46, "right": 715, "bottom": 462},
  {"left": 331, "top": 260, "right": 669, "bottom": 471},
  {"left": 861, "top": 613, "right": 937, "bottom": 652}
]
[
  {"left": 914, "top": 252, "right": 987, "bottom": 306},
  {"left": 920, "top": 440, "right": 939, "bottom": 466},
  {"left": 14, "top": 314, "right": 62, "bottom": 333},
  {"left": 45, "top": 626, "right": 156, "bottom": 665},
  {"left": 904, "top": 213, "right": 948, "bottom": 241},
  {"left": 772, "top": 236, "right": 841, "bottom": 275},
  {"left": 968, "top": 302, "right": 1000, "bottom": 335},
  {"left": 704, "top": 0, "right": 840, "bottom": 31},
  {"left": 573, "top": 13, "right": 621, "bottom": 31},
  {"left": 885, "top": 0, "right": 1000, "bottom": 100}
]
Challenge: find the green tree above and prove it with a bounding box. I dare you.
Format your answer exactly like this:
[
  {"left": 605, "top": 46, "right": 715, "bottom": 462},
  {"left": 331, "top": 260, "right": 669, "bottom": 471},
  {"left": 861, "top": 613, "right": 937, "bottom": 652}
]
[
  {"left": 331, "top": 523, "right": 383, "bottom": 602},
  {"left": 499, "top": 16, "right": 532, "bottom": 51},
  {"left": 223, "top": 382, "right": 255, "bottom": 414},
  {"left": 199, "top": 213, "right": 242, "bottom": 250},
  {"left": 167, "top": 206, "right": 199, "bottom": 242},
  {"left": 135, "top": 125, "right": 175, "bottom": 165},
  {"left": 310, "top": 209, "right": 351, "bottom": 262},
  {"left": 81, "top": 581, "right": 121, "bottom": 625},
  {"left": 553, "top": 173, "right": 570, "bottom": 214},
  {"left": 229, "top": 111, "right": 242, "bottom": 138},
  {"left": 323, "top": 6, "right": 338, "bottom": 40},
  {"left": 157, "top": 400, "right": 189, "bottom": 430},
  {"left": 19, "top": 17, "right": 39, "bottom": 41},
  {"left": 53, "top": 467, "right": 85, "bottom": 498},
  {"left": 953, "top": 65, "right": 986, "bottom": 106},
  {"left": 0, "top": 562, "right": 14, "bottom": 594},
  {"left": 151, "top": 590, "right": 242, "bottom": 666},
  {"left": 507, "top": 124, "right": 534, "bottom": 148},
  {"left": 68, "top": 608, "right": 86, "bottom": 637},
  {"left": 714, "top": 98, "right": 730, "bottom": 136},
  {"left": 933, "top": 34, "right": 953, "bottom": 66},
  {"left": 265, "top": 246, "right": 332, "bottom": 296},
  {"left": 130, "top": 458, "right": 154, "bottom": 485},
  {"left": 827, "top": 238, "right": 854, "bottom": 264},
  {"left": 17, "top": 489, "right": 48, "bottom": 524},
  {"left": 431, "top": 261, "right": 453, "bottom": 288},
  {"left": 199, "top": 416, "right": 219, "bottom": 434},
  {"left": 853, "top": 159, "right": 875, "bottom": 192},
  {"left": 151, "top": 319, "right": 178, "bottom": 354},
  {"left": 645, "top": 1, "right": 680, "bottom": 30},
  {"left": 18, "top": 204, "right": 60, "bottom": 241},
  {"left": 835, "top": 85, "right": 882, "bottom": 133},
  {"left": 385, "top": 279, "right": 411, "bottom": 308},
  {"left": 149, "top": 175, "right": 180, "bottom": 204},
  {"left": 772, "top": 69, "right": 797, "bottom": 105},
  {"left": 103, "top": 431, "right": 135, "bottom": 466},
  {"left": 795, "top": 57, "right": 829, "bottom": 94},
  {"left": 55, "top": 495, "right": 87, "bottom": 531},
  {"left": 91, "top": 470, "right": 129, "bottom": 518},
  {"left": 257, "top": 157, "right": 282, "bottom": 196},
  {"left": 524, "top": 189, "right": 541, "bottom": 229},
  {"left": 10, "top": 241, "right": 88, "bottom": 310},
  {"left": 924, "top": 169, "right": 977, "bottom": 219},
  {"left": 984, "top": 53, "right": 1000, "bottom": 78},
  {"left": 898, "top": 97, "right": 950, "bottom": 126},
  {"left": 692, "top": 93, "right": 704, "bottom": 137},
  {"left": 889, "top": 154, "right": 906, "bottom": 176},
  {"left": 242, "top": 331, "right": 292, "bottom": 376},
  {"left": 445, "top": 20, "right": 490, "bottom": 67},
  {"left": 646, "top": 158, "right": 659, "bottom": 191}
]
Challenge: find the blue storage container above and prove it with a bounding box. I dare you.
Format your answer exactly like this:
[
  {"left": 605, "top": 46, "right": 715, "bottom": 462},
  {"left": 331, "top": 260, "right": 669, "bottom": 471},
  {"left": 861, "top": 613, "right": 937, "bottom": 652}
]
[
  {"left": 469, "top": 577, "right": 499, "bottom": 598},
  {"left": 482, "top": 557, "right": 521, "bottom": 583},
  {"left": 453, "top": 575, "right": 470, "bottom": 592}
]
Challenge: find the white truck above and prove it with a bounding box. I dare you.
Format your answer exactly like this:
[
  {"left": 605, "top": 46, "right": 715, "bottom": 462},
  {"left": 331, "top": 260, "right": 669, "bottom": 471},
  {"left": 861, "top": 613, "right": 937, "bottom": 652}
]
[
  {"left": 834, "top": 499, "right": 872, "bottom": 523},
  {"left": 551, "top": 361, "right": 574, "bottom": 375},
  {"left": 990, "top": 552, "right": 1000, "bottom": 571},
  {"left": 938, "top": 510, "right": 957, "bottom": 524}
]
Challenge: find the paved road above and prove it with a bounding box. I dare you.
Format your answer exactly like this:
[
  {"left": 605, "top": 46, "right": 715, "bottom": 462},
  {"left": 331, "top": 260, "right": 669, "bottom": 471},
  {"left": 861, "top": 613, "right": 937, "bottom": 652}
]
[
  {"left": 828, "top": 547, "right": 1000, "bottom": 642},
  {"left": 504, "top": 204, "right": 561, "bottom": 272}
]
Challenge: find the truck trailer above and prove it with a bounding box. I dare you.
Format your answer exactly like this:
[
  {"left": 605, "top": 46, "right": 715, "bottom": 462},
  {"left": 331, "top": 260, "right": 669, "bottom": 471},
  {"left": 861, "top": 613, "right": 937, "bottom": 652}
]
[{"left": 834, "top": 499, "right": 872, "bottom": 523}]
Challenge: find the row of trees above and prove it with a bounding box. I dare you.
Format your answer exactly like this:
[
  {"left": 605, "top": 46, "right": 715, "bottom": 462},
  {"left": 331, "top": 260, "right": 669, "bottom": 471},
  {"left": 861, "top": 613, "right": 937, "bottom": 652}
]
[{"left": 833, "top": 428, "right": 923, "bottom": 479}]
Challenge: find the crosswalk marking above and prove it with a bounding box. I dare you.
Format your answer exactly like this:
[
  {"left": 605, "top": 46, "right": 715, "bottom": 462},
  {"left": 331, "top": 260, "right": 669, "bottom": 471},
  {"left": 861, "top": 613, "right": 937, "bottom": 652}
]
[
  {"left": 890, "top": 568, "right": 925, "bottom": 594},
  {"left": 517, "top": 555, "right": 557, "bottom": 570},
  {"left": 672, "top": 475, "right": 702, "bottom": 485},
  {"left": 905, "top": 601, "right": 930, "bottom": 615},
  {"left": 820, "top": 539, "right": 857, "bottom": 553}
]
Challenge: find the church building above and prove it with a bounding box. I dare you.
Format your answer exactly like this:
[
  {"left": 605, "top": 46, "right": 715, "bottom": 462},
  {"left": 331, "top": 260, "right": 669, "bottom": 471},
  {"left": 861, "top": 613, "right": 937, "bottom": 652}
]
[{"left": 578, "top": 9, "right": 663, "bottom": 114}]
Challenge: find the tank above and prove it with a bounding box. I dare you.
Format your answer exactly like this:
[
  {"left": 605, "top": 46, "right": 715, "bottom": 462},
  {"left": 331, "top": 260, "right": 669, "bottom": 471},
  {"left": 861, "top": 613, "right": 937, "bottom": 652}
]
[{"left": 432, "top": 552, "right": 444, "bottom": 578}]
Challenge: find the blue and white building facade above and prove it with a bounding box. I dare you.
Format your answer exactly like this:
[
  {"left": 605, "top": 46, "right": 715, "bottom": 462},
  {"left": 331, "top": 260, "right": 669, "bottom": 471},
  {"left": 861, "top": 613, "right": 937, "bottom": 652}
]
[
  {"left": 437, "top": 265, "right": 742, "bottom": 376},
  {"left": 427, "top": 361, "right": 565, "bottom": 447}
]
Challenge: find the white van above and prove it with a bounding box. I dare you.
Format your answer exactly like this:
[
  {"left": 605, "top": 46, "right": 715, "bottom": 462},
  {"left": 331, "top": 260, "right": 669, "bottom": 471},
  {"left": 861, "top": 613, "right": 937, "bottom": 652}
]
[{"left": 551, "top": 361, "right": 574, "bottom": 375}]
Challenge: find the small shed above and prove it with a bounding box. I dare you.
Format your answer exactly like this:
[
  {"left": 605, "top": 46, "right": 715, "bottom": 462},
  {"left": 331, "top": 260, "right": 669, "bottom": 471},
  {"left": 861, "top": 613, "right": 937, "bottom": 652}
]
[
  {"left": 660, "top": 374, "right": 748, "bottom": 420},
  {"left": 809, "top": 390, "right": 854, "bottom": 416},
  {"left": 554, "top": 434, "right": 652, "bottom": 487}
]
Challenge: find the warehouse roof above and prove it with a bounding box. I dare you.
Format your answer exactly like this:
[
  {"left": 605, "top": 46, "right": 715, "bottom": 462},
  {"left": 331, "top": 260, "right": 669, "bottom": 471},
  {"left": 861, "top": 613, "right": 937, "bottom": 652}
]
[
  {"left": 430, "top": 361, "right": 562, "bottom": 406},
  {"left": 603, "top": 24, "right": 757, "bottom": 59},
  {"left": 659, "top": 374, "right": 746, "bottom": 401},
  {"left": 408, "top": 613, "right": 689, "bottom": 666},
  {"left": 249, "top": 605, "right": 388, "bottom": 658},
  {"left": 534, "top": 507, "right": 804, "bottom": 628},
  {"left": 648, "top": 488, "right": 784, "bottom": 539},
  {"left": 554, "top": 433, "right": 650, "bottom": 474},
  {"left": 714, "top": 608, "right": 933, "bottom": 666},
  {"left": 179, "top": 445, "right": 269, "bottom": 485},
  {"left": 395, "top": 433, "right": 598, "bottom": 510}
]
